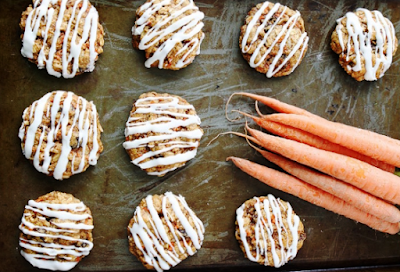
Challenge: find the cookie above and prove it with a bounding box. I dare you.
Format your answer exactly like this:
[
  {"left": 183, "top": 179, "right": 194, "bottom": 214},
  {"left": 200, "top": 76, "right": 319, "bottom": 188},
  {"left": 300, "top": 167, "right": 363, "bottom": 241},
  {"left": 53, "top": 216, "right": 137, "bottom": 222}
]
[
  {"left": 123, "top": 92, "right": 203, "bottom": 176},
  {"left": 132, "top": 0, "right": 205, "bottom": 70},
  {"left": 235, "top": 195, "right": 306, "bottom": 268},
  {"left": 18, "top": 91, "right": 103, "bottom": 180},
  {"left": 331, "top": 8, "right": 398, "bottom": 81},
  {"left": 127, "top": 192, "right": 205, "bottom": 271},
  {"left": 19, "top": 191, "right": 94, "bottom": 271},
  {"left": 239, "top": 1, "right": 309, "bottom": 78},
  {"left": 20, "top": 0, "right": 104, "bottom": 78}
]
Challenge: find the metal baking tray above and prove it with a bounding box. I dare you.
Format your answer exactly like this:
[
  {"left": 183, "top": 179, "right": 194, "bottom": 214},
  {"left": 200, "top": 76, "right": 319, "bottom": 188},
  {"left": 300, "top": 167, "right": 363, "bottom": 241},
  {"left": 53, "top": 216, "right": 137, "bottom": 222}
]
[{"left": 1, "top": 0, "right": 400, "bottom": 271}]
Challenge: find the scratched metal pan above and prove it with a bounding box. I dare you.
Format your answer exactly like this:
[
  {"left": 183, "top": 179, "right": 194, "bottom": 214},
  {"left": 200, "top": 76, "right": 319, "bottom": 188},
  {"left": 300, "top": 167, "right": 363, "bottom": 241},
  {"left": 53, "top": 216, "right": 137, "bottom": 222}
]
[{"left": 1, "top": 0, "right": 400, "bottom": 271}]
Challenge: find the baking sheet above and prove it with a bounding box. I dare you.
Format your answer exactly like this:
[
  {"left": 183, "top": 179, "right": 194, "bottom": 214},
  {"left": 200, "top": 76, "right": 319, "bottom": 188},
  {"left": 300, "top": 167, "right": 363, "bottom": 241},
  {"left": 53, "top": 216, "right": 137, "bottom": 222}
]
[{"left": 1, "top": 0, "right": 400, "bottom": 271}]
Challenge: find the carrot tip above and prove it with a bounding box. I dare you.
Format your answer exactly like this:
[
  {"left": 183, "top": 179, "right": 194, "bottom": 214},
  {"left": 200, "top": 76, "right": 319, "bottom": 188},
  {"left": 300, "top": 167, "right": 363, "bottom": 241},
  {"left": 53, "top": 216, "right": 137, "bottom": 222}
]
[{"left": 226, "top": 156, "right": 239, "bottom": 163}]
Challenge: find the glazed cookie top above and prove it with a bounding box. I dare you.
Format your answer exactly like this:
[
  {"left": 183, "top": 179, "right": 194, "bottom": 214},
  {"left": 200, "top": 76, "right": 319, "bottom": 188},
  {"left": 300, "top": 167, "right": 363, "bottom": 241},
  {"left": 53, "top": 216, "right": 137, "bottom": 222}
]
[
  {"left": 236, "top": 195, "right": 305, "bottom": 268},
  {"left": 127, "top": 192, "right": 205, "bottom": 272},
  {"left": 19, "top": 191, "right": 94, "bottom": 271},
  {"left": 331, "top": 8, "right": 397, "bottom": 81},
  {"left": 19, "top": 91, "right": 103, "bottom": 180},
  {"left": 20, "top": 0, "right": 104, "bottom": 78},
  {"left": 240, "top": 1, "right": 309, "bottom": 77},
  {"left": 123, "top": 92, "right": 203, "bottom": 176},
  {"left": 132, "top": 0, "right": 205, "bottom": 70}
]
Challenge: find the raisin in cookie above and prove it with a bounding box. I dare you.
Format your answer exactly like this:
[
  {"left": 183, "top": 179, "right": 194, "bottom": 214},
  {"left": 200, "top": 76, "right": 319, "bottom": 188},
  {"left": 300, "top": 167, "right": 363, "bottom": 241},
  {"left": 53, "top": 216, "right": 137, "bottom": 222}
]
[
  {"left": 123, "top": 92, "right": 203, "bottom": 176},
  {"left": 19, "top": 91, "right": 103, "bottom": 180},
  {"left": 132, "top": 0, "right": 205, "bottom": 70},
  {"left": 20, "top": 0, "right": 104, "bottom": 78},
  {"left": 19, "top": 191, "right": 94, "bottom": 271},
  {"left": 331, "top": 8, "right": 397, "bottom": 81},
  {"left": 236, "top": 195, "right": 306, "bottom": 268},
  {"left": 127, "top": 192, "right": 205, "bottom": 271},
  {"left": 239, "top": 1, "right": 309, "bottom": 78}
]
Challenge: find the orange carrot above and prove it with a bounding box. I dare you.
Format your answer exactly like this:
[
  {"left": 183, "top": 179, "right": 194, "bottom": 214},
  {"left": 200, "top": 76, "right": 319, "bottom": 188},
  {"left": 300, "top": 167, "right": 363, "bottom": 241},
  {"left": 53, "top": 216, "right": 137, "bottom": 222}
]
[
  {"left": 227, "top": 92, "right": 324, "bottom": 120},
  {"left": 246, "top": 126, "right": 400, "bottom": 205},
  {"left": 227, "top": 156, "right": 400, "bottom": 234},
  {"left": 236, "top": 110, "right": 395, "bottom": 173},
  {"left": 265, "top": 113, "right": 400, "bottom": 168},
  {"left": 254, "top": 148, "right": 400, "bottom": 223},
  {"left": 229, "top": 92, "right": 400, "bottom": 150}
]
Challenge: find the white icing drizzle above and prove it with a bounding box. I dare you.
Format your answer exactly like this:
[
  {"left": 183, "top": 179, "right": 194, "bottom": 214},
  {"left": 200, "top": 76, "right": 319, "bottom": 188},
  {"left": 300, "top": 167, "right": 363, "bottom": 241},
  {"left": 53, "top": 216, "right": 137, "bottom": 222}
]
[
  {"left": 336, "top": 8, "right": 396, "bottom": 81},
  {"left": 19, "top": 197, "right": 93, "bottom": 271},
  {"left": 132, "top": 0, "right": 205, "bottom": 69},
  {"left": 21, "top": 0, "right": 100, "bottom": 78},
  {"left": 123, "top": 95, "right": 203, "bottom": 176},
  {"left": 241, "top": 1, "right": 309, "bottom": 78},
  {"left": 236, "top": 195, "right": 300, "bottom": 268},
  {"left": 18, "top": 91, "right": 101, "bottom": 180},
  {"left": 129, "top": 192, "right": 204, "bottom": 272}
]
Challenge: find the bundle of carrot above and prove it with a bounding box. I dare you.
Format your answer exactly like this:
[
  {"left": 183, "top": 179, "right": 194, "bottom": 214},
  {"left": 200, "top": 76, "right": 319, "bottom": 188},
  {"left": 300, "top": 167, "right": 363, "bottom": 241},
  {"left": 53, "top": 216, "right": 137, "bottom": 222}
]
[{"left": 226, "top": 92, "right": 400, "bottom": 234}]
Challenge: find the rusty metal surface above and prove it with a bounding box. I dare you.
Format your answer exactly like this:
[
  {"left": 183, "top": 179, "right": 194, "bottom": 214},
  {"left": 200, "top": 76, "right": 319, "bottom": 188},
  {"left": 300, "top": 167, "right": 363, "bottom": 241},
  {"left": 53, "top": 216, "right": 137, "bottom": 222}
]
[{"left": 1, "top": 0, "right": 400, "bottom": 271}]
